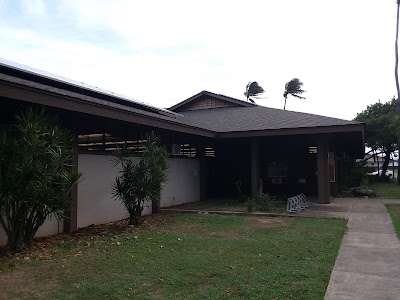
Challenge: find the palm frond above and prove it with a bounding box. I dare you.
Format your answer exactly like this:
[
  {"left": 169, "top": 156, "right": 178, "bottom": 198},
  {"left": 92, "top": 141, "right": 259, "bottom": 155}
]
[
  {"left": 284, "top": 78, "right": 306, "bottom": 98},
  {"left": 244, "top": 81, "right": 265, "bottom": 103}
]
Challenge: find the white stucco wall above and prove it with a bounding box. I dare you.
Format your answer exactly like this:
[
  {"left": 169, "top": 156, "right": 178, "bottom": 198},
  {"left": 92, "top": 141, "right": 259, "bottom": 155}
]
[
  {"left": 160, "top": 158, "right": 200, "bottom": 207},
  {"left": 0, "top": 154, "right": 200, "bottom": 246},
  {"left": 77, "top": 155, "right": 200, "bottom": 227},
  {"left": 77, "top": 154, "right": 135, "bottom": 228}
]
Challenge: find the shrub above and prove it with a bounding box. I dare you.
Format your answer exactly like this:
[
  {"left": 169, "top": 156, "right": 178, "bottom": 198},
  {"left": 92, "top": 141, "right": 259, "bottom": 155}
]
[
  {"left": 244, "top": 197, "right": 255, "bottom": 212},
  {"left": 0, "top": 108, "right": 80, "bottom": 252},
  {"left": 112, "top": 132, "right": 167, "bottom": 226},
  {"left": 343, "top": 161, "right": 368, "bottom": 189},
  {"left": 350, "top": 186, "right": 376, "bottom": 197},
  {"left": 255, "top": 192, "right": 274, "bottom": 212},
  {"left": 368, "top": 174, "right": 391, "bottom": 183},
  {"left": 245, "top": 193, "right": 274, "bottom": 212}
]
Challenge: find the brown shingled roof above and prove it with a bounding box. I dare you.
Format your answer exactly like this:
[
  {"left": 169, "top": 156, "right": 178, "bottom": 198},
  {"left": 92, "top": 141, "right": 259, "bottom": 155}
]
[{"left": 180, "top": 105, "right": 362, "bottom": 133}]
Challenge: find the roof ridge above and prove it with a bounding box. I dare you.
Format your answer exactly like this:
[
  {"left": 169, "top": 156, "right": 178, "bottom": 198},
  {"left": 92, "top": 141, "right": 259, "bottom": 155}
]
[{"left": 169, "top": 90, "right": 256, "bottom": 111}]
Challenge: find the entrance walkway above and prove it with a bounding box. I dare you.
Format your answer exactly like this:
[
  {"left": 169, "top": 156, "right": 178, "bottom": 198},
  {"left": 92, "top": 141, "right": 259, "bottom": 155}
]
[{"left": 325, "top": 199, "right": 400, "bottom": 299}]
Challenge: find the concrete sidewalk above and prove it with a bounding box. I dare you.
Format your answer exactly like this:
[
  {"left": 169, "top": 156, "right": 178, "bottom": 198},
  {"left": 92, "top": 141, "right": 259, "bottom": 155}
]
[{"left": 325, "top": 199, "right": 400, "bottom": 299}]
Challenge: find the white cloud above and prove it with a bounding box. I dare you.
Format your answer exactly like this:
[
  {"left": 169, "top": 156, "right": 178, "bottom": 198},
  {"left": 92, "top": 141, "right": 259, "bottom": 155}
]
[
  {"left": 20, "top": 0, "right": 47, "bottom": 17},
  {"left": 0, "top": 0, "right": 397, "bottom": 120}
]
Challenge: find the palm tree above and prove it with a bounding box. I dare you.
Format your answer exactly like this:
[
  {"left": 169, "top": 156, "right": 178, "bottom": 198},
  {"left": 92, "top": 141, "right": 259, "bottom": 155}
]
[
  {"left": 244, "top": 81, "right": 264, "bottom": 103},
  {"left": 283, "top": 78, "right": 306, "bottom": 110}
]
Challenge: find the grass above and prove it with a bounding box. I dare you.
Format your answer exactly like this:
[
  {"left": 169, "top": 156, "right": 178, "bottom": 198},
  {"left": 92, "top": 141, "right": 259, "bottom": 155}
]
[
  {"left": 369, "top": 181, "right": 400, "bottom": 199},
  {"left": 0, "top": 214, "right": 346, "bottom": 300},
  {"left": 168, "top": 200, "right": 288, "bottom": 214},
  {"left": 386, "top": 205, "right": 400, "bottom": 238}
]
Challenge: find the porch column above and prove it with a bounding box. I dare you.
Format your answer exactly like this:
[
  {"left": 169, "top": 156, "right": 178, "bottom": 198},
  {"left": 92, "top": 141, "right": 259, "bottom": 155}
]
[
  {"left": 198, "top": 145, "right": 207, "bottom": 201},
  {"left": 251, "top": 138, "right": 260, "bottom": 199},
  {"left": 317, "top": 139, "right": 330, "bottom": 204},
  {"left": 64, "top": 134, "right": 78, "bottom": 233}
]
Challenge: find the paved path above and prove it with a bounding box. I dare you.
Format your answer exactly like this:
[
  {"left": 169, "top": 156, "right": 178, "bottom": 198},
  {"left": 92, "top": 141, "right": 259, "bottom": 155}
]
[{"left": 325, "top": 199, "right": 400, "bottom": 299}]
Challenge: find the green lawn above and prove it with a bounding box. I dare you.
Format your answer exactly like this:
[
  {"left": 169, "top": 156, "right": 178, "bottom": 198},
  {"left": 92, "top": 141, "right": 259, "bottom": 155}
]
[
  {"left": 386, "top": 205, "right": 400, "bottom": 238},
  {"left": 170, "top": 200, "right": 287, "bottom": 214},
  {"left": 0, "top": 214, "right": 346, "bottom": 300},
  {"left": 369, "top": 181, "right": 400, "bottom": 199}
]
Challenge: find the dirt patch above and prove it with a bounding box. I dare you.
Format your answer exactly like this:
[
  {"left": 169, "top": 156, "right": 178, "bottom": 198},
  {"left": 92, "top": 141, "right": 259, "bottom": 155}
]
[
  {"left": 165, "top": 223, "right": 207, "bottom": 235},
  {"left": 207, "top": 230, "right": 243, "bottom": 239},
  {"left": 0, "top": 214, "right": 168, "bottom": 258},
  {"left": 168, "top": 202, "right": 246, "bottom": 212},
  {"left": 244, "top": 217, "right": 290, "bottom": 229},
  {"left": 0, "top": 268, "right": 60, "bottom": 299}
]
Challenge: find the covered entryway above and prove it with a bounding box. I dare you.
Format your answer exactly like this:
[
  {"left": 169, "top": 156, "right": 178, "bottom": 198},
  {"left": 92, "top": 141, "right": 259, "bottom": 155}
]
[{"left": 199, "top": 130, "right": 363, "bottom": 204}]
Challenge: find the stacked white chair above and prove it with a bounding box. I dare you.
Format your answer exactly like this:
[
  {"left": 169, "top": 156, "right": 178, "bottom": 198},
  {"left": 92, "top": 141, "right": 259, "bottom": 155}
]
[{"left": 286, "top": 194, "right": 311, "bottom": 213}]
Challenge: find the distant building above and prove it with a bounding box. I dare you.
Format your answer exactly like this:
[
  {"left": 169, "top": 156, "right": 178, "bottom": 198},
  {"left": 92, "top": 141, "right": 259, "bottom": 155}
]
[{"left": 363, "top": 151, "right": 398, "bottom": 172}]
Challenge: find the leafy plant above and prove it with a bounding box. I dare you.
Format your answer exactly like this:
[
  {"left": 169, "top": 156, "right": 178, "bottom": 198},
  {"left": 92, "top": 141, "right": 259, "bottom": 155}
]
[
  {"left": 255, "top": 192, "right": 274, "bottom": 212},
  {"left": 343, "top": 160, "right": 369, "bottom": 189},
  {"left": 350, "top": 186, "right": 376, "bottom": 197},
  {"left": 112, "top": 132, "right": 167, "bottom": 225},
  {"left": 0, "top": 108, "right": 80, "bottom": 252},
  {"left": 244, "top": 196, "right": 255, "bottom": 212},
  {"left": 368, "top": 174, "right": 391, "bottom": 183},
  {"left": 244, "top": 193, "right": 274, "bottom": 212}
]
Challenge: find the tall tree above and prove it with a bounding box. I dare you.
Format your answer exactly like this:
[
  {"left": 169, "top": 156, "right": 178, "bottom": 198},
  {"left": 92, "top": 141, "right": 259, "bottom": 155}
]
[
  {"left": 355, "top": 99, "right": 400, "bottom": 178},
  {"left": 244, "top": 81, "right": 264, "bottom": 103},
  {"left": 395, "top": 0, "right": 400, "bottom": 183},
  {"left": 395, "top": 0, "right": 400, "bottom": 105},
  {"left": 283, "top": 78, "right": 306, "bottom": 110}
]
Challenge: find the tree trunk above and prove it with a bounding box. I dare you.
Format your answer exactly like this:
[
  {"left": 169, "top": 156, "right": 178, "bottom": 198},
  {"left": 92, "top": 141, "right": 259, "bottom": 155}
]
[
  {"left": 396, "top": 1, "right": 400, "bottom": 105},
  {"left": 128, "top": 201, "right": 143, "bottom": 226},
  {"left": 381, "top": 149, "right": 391, "bottom": 178},
  {"left": 374, "top": 149, "right": 380, "bottom": 174},
  {"left": 23, "top": 215, "right": 46, "bottom": 249},
  {"left": 7, "top": 219, "right": 25, "bottom": 253},
  {"left": 395, "top": 1, "right": 400, "bottom": 184},
  {"left": 397, "top": 142, "right": 400, "bottom": 184},
  {"left": 284, "top": 96, "right": 287, "bottom": 110}
]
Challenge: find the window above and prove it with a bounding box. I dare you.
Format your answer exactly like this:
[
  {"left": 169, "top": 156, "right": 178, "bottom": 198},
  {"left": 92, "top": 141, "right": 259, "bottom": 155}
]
[{"left": 267, "top": 162, "right": 288, "bottom": 178}]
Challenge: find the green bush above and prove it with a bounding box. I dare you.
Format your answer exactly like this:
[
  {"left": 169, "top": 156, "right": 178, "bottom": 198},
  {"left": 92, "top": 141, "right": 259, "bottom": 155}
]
[
  {"left": 112, "top": 132, "right": 167, "bottom": 226},
  {"left": 368, "top": 174, "right": 391, "bottom": 183},
  {"left": 0, "top": 108, "right": 80, "bottom": 253},
  {"left": 344, "top": 161, "right": 368, "bottom": 189},
  {"left": 255, "top": 192, "right": 274, "bottom": 212},
  {"left": 245, "top": 197, "right": 255, "bottom": 212},
  {"left": 245, "top": 193, "right": 274, "bottom": 212}
]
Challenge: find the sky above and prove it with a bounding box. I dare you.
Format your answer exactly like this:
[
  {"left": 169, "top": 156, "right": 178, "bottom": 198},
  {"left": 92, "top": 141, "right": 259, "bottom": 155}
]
[{"left": 0, "top": 0, "right": 397, "bottom": 120}]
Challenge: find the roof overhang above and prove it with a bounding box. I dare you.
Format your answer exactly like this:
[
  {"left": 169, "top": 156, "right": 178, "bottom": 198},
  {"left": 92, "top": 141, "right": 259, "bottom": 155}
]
[
  {"left": 216, "top": 123, "right": 365, "bottom": 138},
  {"left": 217, "top": 123, "right": 365, "bottom": 158},
  {"left": 0, "top": 74, "right": 216, "bottom": 138}
]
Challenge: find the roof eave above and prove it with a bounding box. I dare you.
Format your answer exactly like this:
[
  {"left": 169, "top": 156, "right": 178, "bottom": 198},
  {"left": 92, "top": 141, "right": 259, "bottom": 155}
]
[
  {"left": 0, "top": 76, "right": 216, "bottom": 138},
  {"left": 216, "top": 123, "right": 365, "bottom": 138}
]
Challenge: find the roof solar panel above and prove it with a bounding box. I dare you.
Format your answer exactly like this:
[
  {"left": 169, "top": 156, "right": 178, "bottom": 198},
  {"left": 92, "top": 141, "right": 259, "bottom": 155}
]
[{"left": 0, "top": 57, "right": 179, "bottom": 118}]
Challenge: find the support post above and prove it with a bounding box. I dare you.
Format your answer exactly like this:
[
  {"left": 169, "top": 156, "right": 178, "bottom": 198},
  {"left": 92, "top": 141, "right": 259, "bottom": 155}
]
[
  {"left": 251, "top": 138, "right": 260, "bottom": 199},
  {"left": 64, "top": 133, "right": 78, "bottom": 233},
  {"left": 198, "top": 145, "right": 207, "bottom": 201},
  {"left": 151, "top": 196, "right": 161, "bottom": 214},
  {"left": 317, "top": 139, "right": 330, "bottom": 204}
]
